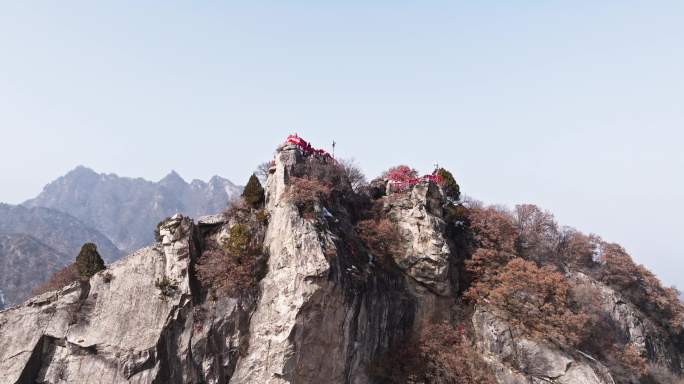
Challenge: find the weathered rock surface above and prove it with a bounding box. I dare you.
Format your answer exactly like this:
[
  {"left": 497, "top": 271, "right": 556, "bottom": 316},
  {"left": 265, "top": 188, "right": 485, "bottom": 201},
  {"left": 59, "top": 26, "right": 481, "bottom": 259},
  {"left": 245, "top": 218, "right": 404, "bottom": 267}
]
[
  {"left": 230, "top": 144, "right": 416, "bottom": 383},
  {"left": 388, "top": 182, "right": 453, "bottom": 296},
  {"left": 472, "top": 307, "right": 615, "bottom": 384},
  {"left": 0, "top": 215, "right": 204, "bottom": 383},
  {"left": 571, "top": 272, "right": 684, "bottom": 372},
  {"left": 2, "top": 143, "right": 682, "bottom": 383},
  {"left": 0, "top": 146, "right": 426, "bottom": 384}
]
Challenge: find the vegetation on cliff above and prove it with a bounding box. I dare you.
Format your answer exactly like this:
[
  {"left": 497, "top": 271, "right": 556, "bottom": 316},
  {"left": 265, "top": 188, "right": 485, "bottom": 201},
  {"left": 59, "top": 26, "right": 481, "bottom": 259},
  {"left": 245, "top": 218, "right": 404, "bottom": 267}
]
[
  {"left": 32, "top": 243, "right": 106, "bottom": 296},
  {"left": 280, "top": 153, "right": 683, "bottom": 383},
  {"left": 241, "top": 174, "right": 265, "bottom": 208},
  {"left": 196, "top": 178, "right": 268, "bottom": 299}
]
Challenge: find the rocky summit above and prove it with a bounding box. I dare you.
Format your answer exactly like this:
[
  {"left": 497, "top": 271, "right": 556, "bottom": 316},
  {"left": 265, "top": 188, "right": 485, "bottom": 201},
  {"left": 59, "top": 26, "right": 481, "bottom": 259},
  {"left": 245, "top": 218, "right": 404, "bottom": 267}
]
[{"left": 0, "top": 142, "right": 682, "bottom": 384}]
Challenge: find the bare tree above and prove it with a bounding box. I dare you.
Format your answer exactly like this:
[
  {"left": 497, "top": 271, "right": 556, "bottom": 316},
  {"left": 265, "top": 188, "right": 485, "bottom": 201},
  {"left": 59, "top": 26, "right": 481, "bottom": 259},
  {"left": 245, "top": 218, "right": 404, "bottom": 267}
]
[
  {"left": 339, "top": 158, "right": 367, "bottom": 191},
  {"left": 255, "top": 161, "right": 273, "bottom": 183},
  {"left": 513, "top": 204, "right": 559, "bottom": 263}
]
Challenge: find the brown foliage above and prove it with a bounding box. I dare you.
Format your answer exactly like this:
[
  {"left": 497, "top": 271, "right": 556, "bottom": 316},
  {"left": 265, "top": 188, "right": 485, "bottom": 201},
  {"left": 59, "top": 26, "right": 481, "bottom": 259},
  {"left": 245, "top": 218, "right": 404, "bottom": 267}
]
[
  {"left": 339, "top": 158, "right": 367, "bottom": 191},
  {"left": 617, "top": 345, "right": 647, "bottom": 375},
  {"left": 467, "top": 258, "right": 588, "bottom": 346},
  {"left": 643, "top": 364, "right": 684, "bottom": 384},
  {"left": 356, "top": 218, "right": 403, "bottom": 264},
  {"left": 370, "top": 322, "right": 495, "bottom": 384},
  {"left": 468, "top": 206, "right": 517, "bottom": 253},
  {"left": 464, "top": 206, "right": 517, "bottom": 285},
  {"left": 255, "top": 161, "right": 274, "bottom": 183},
  {"left": 292, "top": 156, "right": 348, "bottom": 187},
  {"left": 513, "top": 204, "right": 559, "bottom": 263},
  {"left": 557, "top": 228, "right": 599, "bottom": 269},
  {"left": 597, "top": 242, "right": 684, "bottom": 328},
  {"left": 196, "top": 206, "right": 266, "bottom": 298},
  {"left": 462, "top": 201, "right": 683, "bottom": 375},
  {"left": 32, "top": 264, "right": 80, "bottom": 296},
  {"left": 287, "top": 176, "right": 332, "bottom": 216},
  {"left": 196, "top": 245, "right": 256, "bottom": 298},
  {"left": 416, "top": 322, "right": 496, "bottom": 384}
]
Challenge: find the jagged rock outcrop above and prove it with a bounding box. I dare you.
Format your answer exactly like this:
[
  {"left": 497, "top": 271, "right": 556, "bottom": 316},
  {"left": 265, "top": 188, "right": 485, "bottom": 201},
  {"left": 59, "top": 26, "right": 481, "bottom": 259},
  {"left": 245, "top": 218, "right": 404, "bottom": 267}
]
[
  {"left": 0, "top": 146, "right": 423, "bottom": 384},
  {"left": 571, "top": 272, "right": 684, "bottom": 372},
  {"left": 0, "top": 214, "right": 199, "bottom": 383},
  {"left": 1, "top": 142, "right": 682, "bottom": 383},
  {"left": 230, "top": 144, "right": 415, "bottom": 383},
  {"left": 387, "top": 182, "right": 453, "bottom": 296},
  {"left": 472, "top": 307, "right": 615, "bottom": 384}
]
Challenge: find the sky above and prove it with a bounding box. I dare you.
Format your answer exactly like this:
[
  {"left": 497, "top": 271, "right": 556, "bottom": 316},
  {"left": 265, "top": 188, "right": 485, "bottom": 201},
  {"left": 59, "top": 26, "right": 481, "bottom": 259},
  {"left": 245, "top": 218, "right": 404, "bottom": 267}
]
[{"left": 0, "top": 1, "right": 682, "bottom": 288}]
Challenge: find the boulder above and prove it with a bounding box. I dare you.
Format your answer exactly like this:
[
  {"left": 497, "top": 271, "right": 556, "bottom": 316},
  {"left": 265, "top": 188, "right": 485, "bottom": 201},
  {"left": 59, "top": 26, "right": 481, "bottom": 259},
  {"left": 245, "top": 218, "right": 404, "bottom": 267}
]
[{"left": 387, "top": 182, "right": 453, "bottom": 295}]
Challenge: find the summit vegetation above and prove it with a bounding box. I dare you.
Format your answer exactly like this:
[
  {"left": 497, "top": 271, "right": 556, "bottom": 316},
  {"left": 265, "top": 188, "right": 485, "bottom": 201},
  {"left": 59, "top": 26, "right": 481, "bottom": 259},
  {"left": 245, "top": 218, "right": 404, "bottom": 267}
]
[{"left": 278, "top": 152, "right": 683, "bottom": 384}]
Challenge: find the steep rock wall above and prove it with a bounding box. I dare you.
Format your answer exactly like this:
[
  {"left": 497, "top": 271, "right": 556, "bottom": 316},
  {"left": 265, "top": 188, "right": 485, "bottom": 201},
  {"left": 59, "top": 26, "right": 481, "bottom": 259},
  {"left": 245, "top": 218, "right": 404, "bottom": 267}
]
[
  {"left": 472, "top": 307, "right": 615, "bottom": 384},
  {"left": 230, "top": 144, "right": 417, "bottom": 384},
  {"left": 4, "top": 142, "right": 681, "bottom": 383}
]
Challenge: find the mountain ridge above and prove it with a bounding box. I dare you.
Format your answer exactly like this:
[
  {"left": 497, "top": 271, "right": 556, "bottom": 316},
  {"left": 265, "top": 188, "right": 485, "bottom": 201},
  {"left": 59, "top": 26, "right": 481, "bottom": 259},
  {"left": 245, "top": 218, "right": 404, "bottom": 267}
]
[
  {"left": 24, "top": 166, "right": 242, "bottom": 252},
  {"left": 0, "top": 233, "right": 68, "bottom": 307},
  {"left": 1, "top": 142, "right": 682, "bottom": 383},
  {"left": 0, "top": 203, "right": 121, "bottom": 306}
]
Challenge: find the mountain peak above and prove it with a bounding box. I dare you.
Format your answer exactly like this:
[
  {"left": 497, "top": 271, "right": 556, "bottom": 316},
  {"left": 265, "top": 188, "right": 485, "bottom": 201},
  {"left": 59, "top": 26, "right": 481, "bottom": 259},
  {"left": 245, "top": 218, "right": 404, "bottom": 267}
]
[
  {"left": 160, "top": 170, "right": 186, "bottom": 184},
  {"left": 64, "top": 165, "right": 98, "bottom": 178},
  {"left": 158, "top": 170, "right": 189, "bottom": 189},
  {"left": 25, "top": 168, "right": 242, "bottom": 252}
]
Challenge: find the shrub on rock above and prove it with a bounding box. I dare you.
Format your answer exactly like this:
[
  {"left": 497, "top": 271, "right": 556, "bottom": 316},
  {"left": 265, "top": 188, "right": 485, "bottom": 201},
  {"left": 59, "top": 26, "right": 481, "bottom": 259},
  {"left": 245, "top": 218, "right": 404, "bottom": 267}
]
[
  {"left": 75, "top": 243, "right": 106, "bottom": 278},
  {"left": 242, "top": 174, "right": 265, "bottom": 208},
  {"left": 196, "top": 204, "right": 267, "bottom": 298},
  {"left": 435, "top": 167, "right": 460, "bottom": 201}
]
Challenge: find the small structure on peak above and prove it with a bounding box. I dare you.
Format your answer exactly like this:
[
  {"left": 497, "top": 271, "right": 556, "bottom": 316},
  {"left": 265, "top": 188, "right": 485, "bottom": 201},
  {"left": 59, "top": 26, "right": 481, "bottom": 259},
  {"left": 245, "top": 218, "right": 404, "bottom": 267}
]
[
  {"left": 385, "top": 165, "right": 443, "bottom": 193},
  {"left": 285, "top": 134, "right": 335, "bottom": 162}
]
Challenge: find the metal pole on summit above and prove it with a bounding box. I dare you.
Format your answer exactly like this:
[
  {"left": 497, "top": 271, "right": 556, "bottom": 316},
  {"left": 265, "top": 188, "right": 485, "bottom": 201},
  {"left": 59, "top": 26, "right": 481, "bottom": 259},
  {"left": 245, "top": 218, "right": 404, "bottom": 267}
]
[{"left": 332, "top": 141, "right": 336, "bottom": 159}]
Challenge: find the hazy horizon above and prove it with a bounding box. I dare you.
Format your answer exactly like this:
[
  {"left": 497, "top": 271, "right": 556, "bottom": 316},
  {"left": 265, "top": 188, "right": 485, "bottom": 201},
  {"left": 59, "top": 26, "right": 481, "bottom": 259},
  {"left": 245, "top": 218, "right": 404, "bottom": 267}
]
[{"left": 1, "top": 2, "right": 683, "bottom": 290}]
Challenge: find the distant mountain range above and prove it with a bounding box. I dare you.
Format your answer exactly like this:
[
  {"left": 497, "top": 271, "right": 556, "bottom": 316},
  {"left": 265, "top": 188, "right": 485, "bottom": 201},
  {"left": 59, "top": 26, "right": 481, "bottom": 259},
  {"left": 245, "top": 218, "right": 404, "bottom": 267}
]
[
  {"left": 24, "top": 166, "right": 242, "bottom": 252},
  {"left": 0, "top": 204, "right": 121, "bottom": 306},
  {"left": 0, "top": 204, "right": 121, "bottom": 261},
  {"left": 0, "top": 233, "right": 68, "bottom": 307},
  {"left": 0, "top": 166, "right": 241, "bottom": 307}
]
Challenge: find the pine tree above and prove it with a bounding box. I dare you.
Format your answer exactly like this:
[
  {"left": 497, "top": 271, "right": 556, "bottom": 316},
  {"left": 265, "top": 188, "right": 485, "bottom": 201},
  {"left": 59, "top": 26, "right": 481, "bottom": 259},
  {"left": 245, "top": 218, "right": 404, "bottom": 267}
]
[
  {"left": 75, "top": 243, "right": 106, "bottom": 278},
  {"left": 436, "top": 168, "right": 461, "bottom": 201},
  {"left": 242, "top": 174, "right": 265, "bottom": 208}
]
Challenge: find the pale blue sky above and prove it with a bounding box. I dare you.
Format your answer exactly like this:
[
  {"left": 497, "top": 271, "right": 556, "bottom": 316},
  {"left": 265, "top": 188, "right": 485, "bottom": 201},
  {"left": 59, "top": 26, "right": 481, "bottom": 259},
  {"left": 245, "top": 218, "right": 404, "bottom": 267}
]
[{"left": 1, "top": 1, "right": 682, "bottom": 288}]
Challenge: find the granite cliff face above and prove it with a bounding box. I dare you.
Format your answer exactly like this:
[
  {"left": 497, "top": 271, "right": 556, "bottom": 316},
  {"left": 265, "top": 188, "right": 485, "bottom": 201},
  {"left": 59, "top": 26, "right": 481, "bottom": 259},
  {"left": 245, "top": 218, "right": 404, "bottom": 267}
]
[
  {"left": 1, "top": 143, "right": 682, "bottom": 384},
  {"left": 24, "top": 166, "right": 242, "bottom": 252}
]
